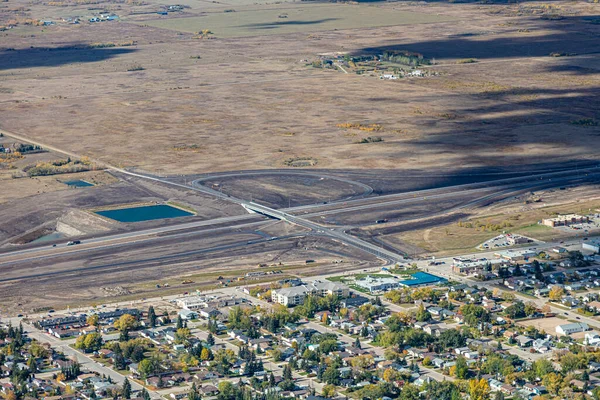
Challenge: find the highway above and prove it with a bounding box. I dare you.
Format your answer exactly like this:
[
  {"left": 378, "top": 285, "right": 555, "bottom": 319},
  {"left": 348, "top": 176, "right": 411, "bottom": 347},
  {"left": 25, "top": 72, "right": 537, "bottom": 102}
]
[
  {"left": 1, "top": 127, "right": 600, "bottom": 288},
  {"left": 1, "top": 166, "right": 598, "bottom": 268},
  {"left": 113, "top": 163, "right": 600, "bottom": 265},
  {"left": 0, "top": 217, "right": 266, "bottom": 261}
]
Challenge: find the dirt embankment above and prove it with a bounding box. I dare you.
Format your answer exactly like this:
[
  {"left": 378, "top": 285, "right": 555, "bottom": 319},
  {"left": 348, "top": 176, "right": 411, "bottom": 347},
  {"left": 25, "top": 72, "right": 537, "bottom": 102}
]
[{"left": 56, "top": 209, "right": 117, "bottom": 237}]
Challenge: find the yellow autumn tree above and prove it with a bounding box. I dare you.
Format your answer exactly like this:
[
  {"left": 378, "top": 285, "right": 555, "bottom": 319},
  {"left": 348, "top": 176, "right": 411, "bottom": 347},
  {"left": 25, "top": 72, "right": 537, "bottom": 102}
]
[
  {"left": 200, "top": 348, "right": 212, "bottom": 361},
  {"left": 549, "top": 286, "right": 565, "bottom": 301},
  {"left": 383, "top": 367, "right": 400, "bottom": 382},
  {"left": 114, "top": 314, "right": 138, "bottom": 331},
  {"left": 468, "top": 378, "right": 490, "bottom": 400}
]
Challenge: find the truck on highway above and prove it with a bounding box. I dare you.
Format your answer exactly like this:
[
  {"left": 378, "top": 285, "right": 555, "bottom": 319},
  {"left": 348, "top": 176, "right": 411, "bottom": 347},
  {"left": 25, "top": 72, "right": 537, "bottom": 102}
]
[{"left": 66, "top": 240, "right": 81, "bottom": 246}]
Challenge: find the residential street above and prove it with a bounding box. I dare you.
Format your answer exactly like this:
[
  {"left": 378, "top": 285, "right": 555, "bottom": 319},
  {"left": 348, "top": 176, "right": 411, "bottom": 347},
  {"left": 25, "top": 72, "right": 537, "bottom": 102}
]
[{"left": 21, "top": 323, "right": 163, "bottom": 399}]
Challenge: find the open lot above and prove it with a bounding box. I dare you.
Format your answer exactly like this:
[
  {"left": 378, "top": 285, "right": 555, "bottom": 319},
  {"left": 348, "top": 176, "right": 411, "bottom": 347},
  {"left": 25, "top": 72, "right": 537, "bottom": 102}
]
[{"left": 517, "top": 316, "right": 566, "bottom": 333}]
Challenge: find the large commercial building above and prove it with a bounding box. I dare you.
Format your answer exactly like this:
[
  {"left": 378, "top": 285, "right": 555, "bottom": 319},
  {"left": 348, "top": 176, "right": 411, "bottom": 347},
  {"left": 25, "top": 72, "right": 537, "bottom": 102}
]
[
  {"left": 542, "top": 214, "right": 590, "bottom": 227},
  {"left": 176, "top": 296, "right": 208, "bottom": 310},
  {"left": 271, "top": 280, "right": 349, "bottom": 306},
  {"left": 494, "top": 249, "right": 537, "bottom": 262},
  {"left": 398, "top": 272, "right": 447, "bottom": 287},
  {"left": 355, "top": 276, "right": 401, "bottom": 293}
]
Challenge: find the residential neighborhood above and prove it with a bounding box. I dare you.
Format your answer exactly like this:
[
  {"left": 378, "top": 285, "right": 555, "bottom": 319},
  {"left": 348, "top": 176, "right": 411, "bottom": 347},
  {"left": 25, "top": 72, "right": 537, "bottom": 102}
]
[{"left": 2, "top": 238, "right": 600, "bottom": 400}]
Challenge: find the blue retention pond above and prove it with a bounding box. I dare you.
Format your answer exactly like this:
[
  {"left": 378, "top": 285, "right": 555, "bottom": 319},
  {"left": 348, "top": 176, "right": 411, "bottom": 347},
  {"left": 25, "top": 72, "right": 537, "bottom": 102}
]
[
  {"left": 64, "top": 180, "right": 94, "bottom": 187},
  {"left": 96, "top": 204, "right": 194, "bottom": 223}
]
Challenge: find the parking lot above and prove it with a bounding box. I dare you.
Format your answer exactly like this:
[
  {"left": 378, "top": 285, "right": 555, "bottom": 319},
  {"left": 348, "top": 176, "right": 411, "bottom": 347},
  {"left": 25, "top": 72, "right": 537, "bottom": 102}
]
[{"left": 478, "top": 233, "right": 534, "bottom": 251}]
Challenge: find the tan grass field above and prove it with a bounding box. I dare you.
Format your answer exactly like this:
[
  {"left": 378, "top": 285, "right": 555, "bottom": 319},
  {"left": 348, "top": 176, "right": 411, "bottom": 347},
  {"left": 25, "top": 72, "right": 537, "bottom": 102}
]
[
  {"left": 387, "top": 195, "right": 600, "bottom": 255},
  {"left": 137, "top": 4, "right": 455, "bottom": 38},
  {"left": 517, "top": 317, "right": 568, "bottom": 334},
  {"left": 1, "top": 0, "right": 599, "bottom": 179}
]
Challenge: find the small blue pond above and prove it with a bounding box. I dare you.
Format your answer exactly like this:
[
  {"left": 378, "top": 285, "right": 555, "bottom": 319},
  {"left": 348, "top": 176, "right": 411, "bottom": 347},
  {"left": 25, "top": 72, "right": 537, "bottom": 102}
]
[
  {"left": 96, "top": 204, "right": 193, "bottom": 223},
  {"left": 64, "top": 180, "right": 94, "bottom": 188}
]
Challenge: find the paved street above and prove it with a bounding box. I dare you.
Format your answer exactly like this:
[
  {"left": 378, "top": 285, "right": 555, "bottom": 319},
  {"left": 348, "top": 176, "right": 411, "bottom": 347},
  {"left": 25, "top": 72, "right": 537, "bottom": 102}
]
[{"left": 21, "top": 323, "right": 162, "bottom": 399}]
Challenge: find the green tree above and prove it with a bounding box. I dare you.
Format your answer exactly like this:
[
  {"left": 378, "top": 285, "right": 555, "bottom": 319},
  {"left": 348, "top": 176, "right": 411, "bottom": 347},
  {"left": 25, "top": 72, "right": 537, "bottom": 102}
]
[
  {"left": 592, "top": 386, "right": 600, "bottom": 400},
  {"left": 138, "top": 359, "right": 155, "bottom": 379},
  {"left": 283, "top": 364, "right": 293, "bottom": 381},
  {"left": 75, "top": 332, "right": 103, "bottom": 352},
  {"left": 533, "top": 359, "right": 554, "bottom": 378},
  {"left": 269, "top": 372, "right": 276, "bottom": 387},
  {"left": 175, "top": 328, "right": 191, "bottom": 345},
  {"left": 26, "top": 356, "right": 37, "bottom": 373},
  {"left": 416, "top": 303, "right": 432, "bottom": 322},
  {"left": 524, "top": 302, "right": 537, "bottom": 316},
  {"left": 113, "top": 345, "right": 126, "bottom": 370},
  {"left": 188, "top": 382, "right": 201, "bottom": 400},
  {"left": 148, "top": 306, "right": 157, "bottom": 328},
  {"left": 454, "top": 356, "right": 469, "bottom": 379},
  {"left": 399, "top": 384, "right": 420, "bottom": 400},
  {"left": 322, "top": 365, "right": 340, "bottom": 385},
  {"left": 504, "top": 301, "right": 526, "bottom": 319},
  {"left": 122, "top": 378, "right": 131, "bottom": 399}
]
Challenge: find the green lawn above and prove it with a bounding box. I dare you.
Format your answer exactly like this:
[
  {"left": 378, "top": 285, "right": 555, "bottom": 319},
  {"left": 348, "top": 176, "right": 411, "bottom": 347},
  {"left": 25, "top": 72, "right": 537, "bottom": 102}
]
[{"left": 135, "top": 4, "right": 455, "bottom": 38}]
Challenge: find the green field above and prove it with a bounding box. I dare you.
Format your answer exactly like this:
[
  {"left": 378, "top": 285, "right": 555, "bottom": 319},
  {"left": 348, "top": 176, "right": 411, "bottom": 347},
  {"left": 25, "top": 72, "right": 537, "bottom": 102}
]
[{"left": 136, "top": 4, "right": 455, "bottom": 38}]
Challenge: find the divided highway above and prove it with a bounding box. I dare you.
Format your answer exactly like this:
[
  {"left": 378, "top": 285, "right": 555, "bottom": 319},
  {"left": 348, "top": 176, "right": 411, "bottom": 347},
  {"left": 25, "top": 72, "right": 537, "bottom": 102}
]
[{"left": 2, "top": 165, "right": 599, "bottom": 267}]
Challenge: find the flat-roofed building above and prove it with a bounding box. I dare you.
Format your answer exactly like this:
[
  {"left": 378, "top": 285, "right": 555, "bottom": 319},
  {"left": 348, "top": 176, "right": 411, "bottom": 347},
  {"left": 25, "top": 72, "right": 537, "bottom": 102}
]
[
  {"left": 271, "top": 281, "right": 349, "bottom": 306},
  {"left": 543, "top": 214, "right": 589, "bottom": 227}
]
